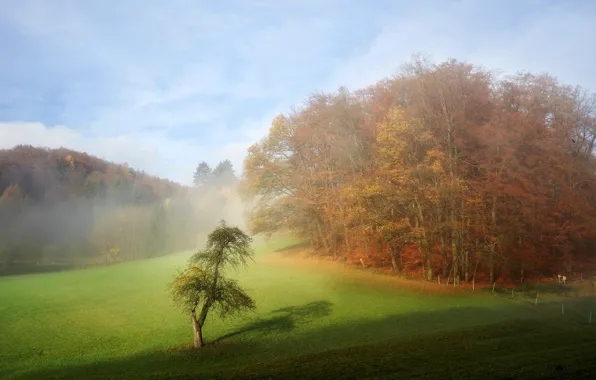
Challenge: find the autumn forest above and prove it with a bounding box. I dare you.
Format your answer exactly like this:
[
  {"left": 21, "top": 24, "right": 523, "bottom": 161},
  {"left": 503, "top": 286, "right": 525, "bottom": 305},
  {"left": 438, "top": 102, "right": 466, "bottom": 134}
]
[
  {"left": 2, "top": 57, "right": 596, "bottom": 285},
  {"left": 240, "top": 58, "right": 596, "bottom": 285}
]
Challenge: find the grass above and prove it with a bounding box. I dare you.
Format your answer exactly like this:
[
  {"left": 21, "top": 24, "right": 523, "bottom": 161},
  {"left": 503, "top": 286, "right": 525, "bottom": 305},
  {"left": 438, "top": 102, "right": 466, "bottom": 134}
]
[{"left": 1, "top": 237, "right": 596, "bottom": 379}]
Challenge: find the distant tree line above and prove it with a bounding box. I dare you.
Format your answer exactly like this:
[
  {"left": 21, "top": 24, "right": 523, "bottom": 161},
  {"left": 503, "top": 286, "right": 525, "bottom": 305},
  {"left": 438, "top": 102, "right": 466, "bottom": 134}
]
[
  {"left": 240, "top": 57, "right": 596, "bottom": 284},
  {"left": 193, "top": 159, "right": 236, "bottom": 188},
  {"left": 0, "top": 145, "right": 238, "bottom": 275}
]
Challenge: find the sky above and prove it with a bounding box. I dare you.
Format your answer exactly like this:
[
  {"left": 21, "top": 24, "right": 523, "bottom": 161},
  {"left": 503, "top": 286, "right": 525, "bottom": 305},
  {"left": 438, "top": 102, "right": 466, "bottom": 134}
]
[{"left": 0, "top": 0, "right": 595, "bottom": 185}]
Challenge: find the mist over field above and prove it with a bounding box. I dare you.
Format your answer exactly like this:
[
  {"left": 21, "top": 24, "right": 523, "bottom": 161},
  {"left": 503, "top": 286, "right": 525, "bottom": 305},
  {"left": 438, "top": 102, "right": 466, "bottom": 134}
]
[
  {"left": 0, "top": 150, "right": 246, "bottom": 274},
  {"left": 2, "top": 1, "right": 596, "bottom": 379}
]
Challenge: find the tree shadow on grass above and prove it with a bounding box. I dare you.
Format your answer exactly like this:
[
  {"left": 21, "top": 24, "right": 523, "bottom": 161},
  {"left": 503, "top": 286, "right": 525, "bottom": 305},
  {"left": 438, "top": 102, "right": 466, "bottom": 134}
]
[
  {"left": 215, "top": 301, "right": 333, "bottom": 342},
  {"left": 13, "top": 301, "right": 596, "bottom": 380},
  {"left": 272, "top": 300, "right": 333, "bottom": 319},
  {"left": 273, "top": 241, "right": 310, "bottom": 254}
]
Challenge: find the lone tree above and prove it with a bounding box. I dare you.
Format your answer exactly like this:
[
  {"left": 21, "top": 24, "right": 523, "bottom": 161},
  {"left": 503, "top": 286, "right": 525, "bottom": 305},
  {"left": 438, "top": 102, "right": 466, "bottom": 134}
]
[{"left": 170, "top": 220, "right": 256, "bottom": 348}]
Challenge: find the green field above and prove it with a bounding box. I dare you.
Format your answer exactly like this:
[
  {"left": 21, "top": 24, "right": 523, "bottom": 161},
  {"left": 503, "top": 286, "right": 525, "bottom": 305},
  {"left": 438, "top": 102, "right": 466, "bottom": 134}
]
[{"left": 1, "top": 239, "right": 596, "bottom": 379}]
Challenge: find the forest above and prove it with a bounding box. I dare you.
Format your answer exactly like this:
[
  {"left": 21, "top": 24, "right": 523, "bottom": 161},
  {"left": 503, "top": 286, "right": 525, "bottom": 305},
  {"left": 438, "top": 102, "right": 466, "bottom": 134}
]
[
  {"left": 240, "top": 57, "right": 596, "bottom": 285},
  {"left": 3, "top": 57, "right": 596, "bottom": 285},
  {"left": 0, "top": 145, "right": 238, "bottom": 275}
]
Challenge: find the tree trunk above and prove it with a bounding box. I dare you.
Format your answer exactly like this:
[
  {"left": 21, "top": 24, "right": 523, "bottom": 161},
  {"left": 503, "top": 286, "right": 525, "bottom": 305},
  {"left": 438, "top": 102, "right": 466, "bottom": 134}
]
[
  {"left": 490, "top": 196, "right": 497, "bottom": 284},
  {"left": 389, "top": 244, "right": 401, "bottom": 275},
  {"left": 472, "top": 253, "right": 481, "bottom": 284},
  {"left": 314, "top": 217, "right": 330, "bottom": 252},
  {"left": 336, "top": 195, "right": 351, "bottom": 253},
  {"left": 441, "top": 234, "right": 448, "bottom": 278},
  {"left": 360, "top": 214, "right": 369, "bottom": 260},
  {"left": 451, "top": 209, "right": 459, "bottom": 284},
  {"left": 520, "top": 266, "right": 524, "bottom": 284},
  {"left": 462, "top": 215, "right": 469, "bottom": 283},
  {"left": 309, "top": 221, "right": 318, "bottom": 249},
  {"left": 191, "top": 312, "right": 204, "bottom": 348},
  {"left": 451, "top": 254, "right": 459, "bottom": 285},
  {"left": 489, "top": 252, "right": 495, "bottom": 285},
  {"left": 464, "top": 249, "right": 469, "bottom": 283},
  {"left": 425, "top": 256, "right": 432, "bottom": 282},
  {"left": 190, "top": 273, "right": 216, "bottom": 349},
  {"left": 414, "top": 198, "right": 431, "bottom": 280}
]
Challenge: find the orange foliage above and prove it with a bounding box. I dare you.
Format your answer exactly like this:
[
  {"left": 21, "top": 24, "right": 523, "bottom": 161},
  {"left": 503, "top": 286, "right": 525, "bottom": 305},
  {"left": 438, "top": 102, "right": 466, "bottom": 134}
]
[{"left": 242, "top": 57, "right": 596, "bottom": 284}]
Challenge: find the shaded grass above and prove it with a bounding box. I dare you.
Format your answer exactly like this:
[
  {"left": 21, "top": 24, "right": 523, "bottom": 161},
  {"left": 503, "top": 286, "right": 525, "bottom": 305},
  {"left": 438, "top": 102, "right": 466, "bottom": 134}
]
[
  {"left": 16, "top": 314, "right": 596, "bottom": 380},
  {"left": 1, "top": 236, "right": 596, "bottom": 379}
]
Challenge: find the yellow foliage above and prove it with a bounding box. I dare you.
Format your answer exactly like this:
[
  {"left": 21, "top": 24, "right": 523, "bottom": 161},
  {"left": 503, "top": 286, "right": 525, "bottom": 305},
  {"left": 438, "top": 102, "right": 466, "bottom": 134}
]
[
  {"left": 120, "top": 163, "right": 131, "bottom": 176},
  {"left": 0, "top": 184, "right": 24, "bottom": 203},
  {"left": 430, "top": 160, "right": 443, "bottom": 173},
  {"left": 426, "top": 149, "right": 444, "bottom": 162},
  {"left": 64, "top": 154, "right": 75, "bottom": 168},
  {"left": 268, "top": 115, "right": 290, "bottom": 138},
  {"left": 377, "top": 107, "right": 434, "bottom": 171}
]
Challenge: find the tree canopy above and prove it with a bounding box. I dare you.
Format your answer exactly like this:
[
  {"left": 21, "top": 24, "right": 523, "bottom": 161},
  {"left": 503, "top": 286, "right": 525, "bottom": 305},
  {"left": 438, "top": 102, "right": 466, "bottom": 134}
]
[
  {"left": 193, "top": 162, "right": 212, "bottom": 186},
  {"left": 193, "top": 159, "right": 236, "bottom": 188}
]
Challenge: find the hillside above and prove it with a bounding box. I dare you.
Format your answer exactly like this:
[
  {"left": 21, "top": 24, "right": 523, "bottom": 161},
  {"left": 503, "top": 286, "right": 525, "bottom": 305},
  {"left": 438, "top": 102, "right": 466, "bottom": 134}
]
[
  {"left": 0, "top": 145, "right": 238, "bottom": 275},
  {"left": 2, "top": 240, "right": 596, "bottom": 379}
]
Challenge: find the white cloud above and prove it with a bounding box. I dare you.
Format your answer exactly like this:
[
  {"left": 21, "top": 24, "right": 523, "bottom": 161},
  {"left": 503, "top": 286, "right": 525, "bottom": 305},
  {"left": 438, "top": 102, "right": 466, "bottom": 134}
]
[
  {"left": 1, "top": 0, "right": 595, "bottom": 189},
  {"left": 327, "top": 1, "right": 596, "bottom": 92}
]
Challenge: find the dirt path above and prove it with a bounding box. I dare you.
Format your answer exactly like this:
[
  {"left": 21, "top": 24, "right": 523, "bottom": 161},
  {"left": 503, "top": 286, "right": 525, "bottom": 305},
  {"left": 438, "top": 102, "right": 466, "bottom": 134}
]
[{"left": 258, "top": 248, "right": 471, "bottom": 295}]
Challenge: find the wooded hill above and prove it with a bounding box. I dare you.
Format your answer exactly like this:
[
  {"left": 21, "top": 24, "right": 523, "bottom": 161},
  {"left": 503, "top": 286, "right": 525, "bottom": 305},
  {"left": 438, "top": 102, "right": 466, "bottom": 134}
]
[
  {"left": 241, "top": 58, "right": 596, "bottom": 285},
  {"left": 0, "top": 145, "right": 237, "bottom": 275}
]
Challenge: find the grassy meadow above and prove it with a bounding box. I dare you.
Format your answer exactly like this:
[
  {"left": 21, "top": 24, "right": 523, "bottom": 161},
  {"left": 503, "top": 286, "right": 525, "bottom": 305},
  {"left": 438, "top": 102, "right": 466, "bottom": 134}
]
[{"left": 1, "top": 237, "right": 596, "bottom": 379}]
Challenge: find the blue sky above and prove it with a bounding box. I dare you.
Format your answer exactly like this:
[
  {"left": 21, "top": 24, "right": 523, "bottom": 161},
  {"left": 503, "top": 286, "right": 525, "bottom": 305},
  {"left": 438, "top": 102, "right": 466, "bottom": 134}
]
[{"left": 1, "top": 0, "right": 595, "bottom": 185}]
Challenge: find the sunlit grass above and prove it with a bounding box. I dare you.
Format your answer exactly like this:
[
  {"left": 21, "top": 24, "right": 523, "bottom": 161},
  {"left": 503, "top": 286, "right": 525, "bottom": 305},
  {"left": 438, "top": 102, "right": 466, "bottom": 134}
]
[{"left": 1, "top": 237, "right": 595, "bottom": 379}]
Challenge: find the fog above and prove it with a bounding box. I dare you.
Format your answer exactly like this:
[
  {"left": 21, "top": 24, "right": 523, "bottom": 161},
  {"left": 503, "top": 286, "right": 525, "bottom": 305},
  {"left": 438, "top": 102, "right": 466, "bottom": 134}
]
[{"left": 0, "top": 149, "right": 249, "bottom": 275}]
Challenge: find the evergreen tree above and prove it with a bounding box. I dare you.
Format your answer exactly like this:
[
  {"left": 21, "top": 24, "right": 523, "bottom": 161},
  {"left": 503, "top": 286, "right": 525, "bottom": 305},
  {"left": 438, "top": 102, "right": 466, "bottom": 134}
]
[{"left": 193, "top": 162, "right": 212, "bottom": 186}]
